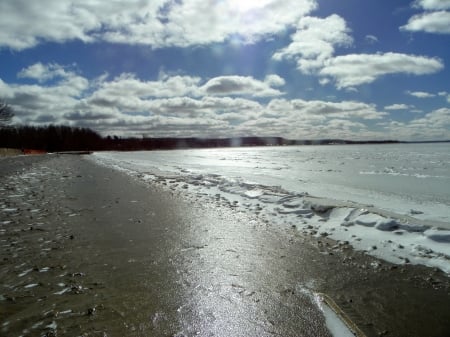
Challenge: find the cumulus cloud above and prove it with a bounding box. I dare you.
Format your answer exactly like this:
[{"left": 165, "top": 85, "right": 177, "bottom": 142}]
[
  {"left": 91, "top": 73, "right": 203, "bottom": 100},
  {"left": 401, "top": 11, "right": 450, "bottom": 34},
  {"left": 406, "top": 90, "right": 436, "bottom": 98},
  {"left": 421, "top": 108, "right": 450, "bottom": 127},
  {"left": 402, "top": 0, "right": 450, "bottom": 34},
  {"left": 0, "top": 0, "right": 317, "bottom": 50},
  {"left": 0, "top": 62, "right": 393, "bottom": 138},
  {"left": 266, "top": 98, "right": 387, "bottom": 120},
  {"left": 18, "top": 63, "right": 73, "bottom": 83},
  {"left": 264, "top": 74, "right": 286, "bottom": 87},
  {"left": 384, "top": 104, "right": 412, "bottom": 110},
  {"left": 89, "top": 73, "right": 285, "bottom": 104},
  {"left": 273, "top": 15, "right": 443, "bottom": 89},
  {"left": 378, "top": 103, "right": 450, "bottom": 140},
  {"left": 201, "top": 75, "right": 284, "bottom": 97},
  {"left": 384, "top": 107, "right": 450, "bottom": 140},
  {"left": 319, "top": 53, "right": 443, "bottom": 88},
  {"left": 413, "top": 0, "right": 450, "bottom": 10},
  {"left": 273, "top": 14, "right": 353, "bottom": 73},
  {"left": 3, "top": 60, "right": 448, "bottom": 140}
]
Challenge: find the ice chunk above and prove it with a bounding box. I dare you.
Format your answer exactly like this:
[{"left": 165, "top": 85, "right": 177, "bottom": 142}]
[
  {"left": 309, "top": 203, "right": 333, "bottom": 213},
  {"left": 424, "top": 229, "right": 450, "bottom": 243},
  {"left": 375, "top": 218, "right": 400, "bottom": 231},
  {"left": 244, "top": 189, "right": 264, "bottom": 199},
  {"left": 354, "top": 214, "right": 385, "bottom": 227},
  {"left": 276, "top": 207, "right": 312, "bottom": 216},
  {"left": 329, "top": 207, "right": 354, "bottom": 221},
  {"left": 400, "top": 223, "right": 428, "bottom": 232}
]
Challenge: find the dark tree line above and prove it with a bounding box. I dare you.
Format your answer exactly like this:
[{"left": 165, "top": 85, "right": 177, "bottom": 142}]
[
  {"left": 0, "top": 125, "right": 104, "bottom": 152},
  {"left": 0, "top": 100, "right": 104, "bottom": 152},
  {"left": 1, "top": 125, "right": 404, "bottom": 153}
]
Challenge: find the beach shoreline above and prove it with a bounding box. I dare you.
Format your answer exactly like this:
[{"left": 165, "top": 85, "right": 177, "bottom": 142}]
[{"left": 1, "top": 155, "right": 449, "bottom": 337}]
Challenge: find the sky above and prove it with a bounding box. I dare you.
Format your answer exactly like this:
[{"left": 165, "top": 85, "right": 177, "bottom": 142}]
[{"left": 0, "top": 0, "right": 449, "bottom": 141}]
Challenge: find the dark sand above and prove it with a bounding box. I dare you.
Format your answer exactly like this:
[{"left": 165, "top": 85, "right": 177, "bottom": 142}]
[{"left": 1, "top": 155, "right": 449, "bottom": 337}]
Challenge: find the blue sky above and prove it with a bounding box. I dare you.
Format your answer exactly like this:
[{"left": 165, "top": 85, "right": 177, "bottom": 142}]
[{"left": 0, "top": 0, "right": 449, "bottom": 140}]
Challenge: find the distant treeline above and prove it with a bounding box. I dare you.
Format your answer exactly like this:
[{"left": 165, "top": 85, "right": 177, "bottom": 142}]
[
  {"left": 0, "top": 125, "right": 103, "bottom": 152},
  {"left": 103, "top": 136, "right": 402, "bottom": 151},
  {"left": 0, "top": 124, "right": 409, "bottom": 153}
]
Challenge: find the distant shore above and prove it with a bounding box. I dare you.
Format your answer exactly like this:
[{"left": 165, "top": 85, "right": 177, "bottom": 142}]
[
  {"left": 2, "top": 123, "right": 449, "bottom": 154},
  {"left": 1, "top": 155, "right": 449, "bottom": 337}
]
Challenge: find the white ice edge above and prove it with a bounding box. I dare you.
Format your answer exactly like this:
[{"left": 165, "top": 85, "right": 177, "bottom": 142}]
[
  {"left": 314, "top": 294, "right": 356, "bottom": 337},
  {"left": 90, "top": 152, "right": 450, "bottom": 274}
]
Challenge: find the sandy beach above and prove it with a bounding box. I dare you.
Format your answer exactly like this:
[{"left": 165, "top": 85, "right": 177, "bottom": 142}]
[{"left": 1, "top": 155, "right": 449, "bottom": 337}]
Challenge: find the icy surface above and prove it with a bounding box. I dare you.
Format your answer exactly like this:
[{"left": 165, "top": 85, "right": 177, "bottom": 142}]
[
  {"left": 92, "top": 143, "right": 450, "bottom": 273},
  {"left": 315, "top": 295, "right": 356, "bottom": 337}
]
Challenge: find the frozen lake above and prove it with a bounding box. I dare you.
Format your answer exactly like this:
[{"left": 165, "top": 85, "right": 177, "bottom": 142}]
[{"left": 93, "top": 143, "right": 450, "bottom": 273}]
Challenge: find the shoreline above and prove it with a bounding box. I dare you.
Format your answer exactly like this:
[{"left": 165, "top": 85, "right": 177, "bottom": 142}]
[
  {"left": 1, "top": 155, "right": 449, "bottom": 337},
  {"left": 92, "top": 147, "right": 450, "bottom": 274}
]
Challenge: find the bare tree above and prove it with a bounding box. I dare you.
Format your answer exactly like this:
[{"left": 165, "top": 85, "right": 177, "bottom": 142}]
[{"left": 0, "top": 100, "right": 14, "bottom": 127}]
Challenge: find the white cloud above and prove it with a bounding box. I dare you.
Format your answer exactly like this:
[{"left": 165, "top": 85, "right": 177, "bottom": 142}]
[
  {"left": 273, "top": 14, "right": 353, "bottom": 73},
  {"left": 413, "top": 0, "right": 450, "bottom": 10},
  {"left": 273, "top": 15, "right": 444, "bottom": 89},
  {"left": 384, "top": 104, "right": 412, "bottom": 110},
  {"left": 89, "top": 73, "right": 285, "bottom": 103},
  {"left": 3, "top": 62, "right": 449, "bottom": 140},
  {"left": 320, "top": 53, "right": 444, "bottom": 88},
  {"left": 0, "top": 77, "right": 86, "bottom": 125},
  {"left": 266, "top": 98, "right": 387, "bottom": 120},
  {"left": 17, "top": 63, "right": 75, "bottom": 83},
  {"left": 406, "top": 90, "right": 436, "bottom": 98},
  {"left": 364, "top": 35, "right": 379, "bottom": 44},
  {"left": 201, "top": 75, "right": 284, "bottom": 97},
  {"left": 144, "top": 96, "right": 263, "bottom": 117},
  {"left": 401, "top": 11, "right": 450, "bottom": 34},
  {"left": 264, "top": 74, "right": 286, "bottom": 87},
  {"left": 0, "top": 1, "right": 100, "bottom": 50},
  {"left": 0, "top": 0, "right": 317, "bottom": 50},
  {"left": 91, "top": 73, "right": 203, "bottom": 100},
  {"left": 423, "top": 108, "right": 450, "bottom": 127},
  {"left": 327, "top": 118, "right": 367, "bottom": 130},
  {"left": 381, "top": 106, "right": 450, "bottom": 141},
  {"left": 436, "top": 91, "right": 450, "bottom": 103}
]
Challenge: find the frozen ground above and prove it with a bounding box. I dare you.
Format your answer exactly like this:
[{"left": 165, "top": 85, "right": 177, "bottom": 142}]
[{"left": 92, "top": 143, "right": 450, "bottom": 274}]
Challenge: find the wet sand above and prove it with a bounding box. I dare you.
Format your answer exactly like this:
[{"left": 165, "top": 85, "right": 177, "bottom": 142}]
[{"left": 1, "top": 155, "right": 449, "bottom": 337}]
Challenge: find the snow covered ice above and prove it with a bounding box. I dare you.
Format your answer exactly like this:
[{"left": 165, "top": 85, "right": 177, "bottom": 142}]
[{"left": 92, "top": 143, "right": 450, "bottom": 274}]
